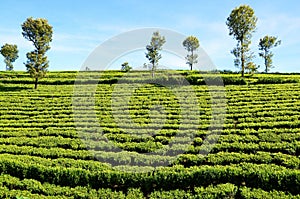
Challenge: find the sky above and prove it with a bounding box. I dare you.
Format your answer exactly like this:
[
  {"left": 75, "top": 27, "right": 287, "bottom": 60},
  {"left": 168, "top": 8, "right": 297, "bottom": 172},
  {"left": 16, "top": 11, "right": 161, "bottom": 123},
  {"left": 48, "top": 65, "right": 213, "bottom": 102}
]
[{"left": 0, "top": 0, "right": 300, "bottom": 72}]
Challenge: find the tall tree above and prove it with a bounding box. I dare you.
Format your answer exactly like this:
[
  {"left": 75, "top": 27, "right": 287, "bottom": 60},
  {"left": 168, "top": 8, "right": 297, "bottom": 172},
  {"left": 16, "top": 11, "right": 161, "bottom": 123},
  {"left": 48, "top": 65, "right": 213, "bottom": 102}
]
[
  {"left": 0, "top": 44, "right": 19, "bottom": 71},
  {"left": 258, "top": 35, "right": 281, "bottom": 73},
  {"left": 22, "top": 17, "right": 53, "bottom": 89},
  {"left": 226, "top": 5, "right": 257, "bottom": 77},
  {"left": 145, "top": 31, "right": 166, "bottom": 78},
  {"left": 182, "top": 36, "right": 199, "bottom": 70}
]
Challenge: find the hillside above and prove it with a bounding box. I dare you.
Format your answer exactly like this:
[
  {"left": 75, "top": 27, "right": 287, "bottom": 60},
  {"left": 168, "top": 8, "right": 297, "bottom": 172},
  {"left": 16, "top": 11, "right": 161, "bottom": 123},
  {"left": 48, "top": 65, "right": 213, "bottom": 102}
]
[{"left": 0, "top": 71, "right": 299, "bottom": 198}]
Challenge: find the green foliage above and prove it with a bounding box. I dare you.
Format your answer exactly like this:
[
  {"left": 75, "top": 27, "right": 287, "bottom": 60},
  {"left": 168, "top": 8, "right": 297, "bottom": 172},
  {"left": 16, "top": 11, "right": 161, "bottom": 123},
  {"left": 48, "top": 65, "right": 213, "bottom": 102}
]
[
  {"left": 121, "top": 62, "right": 132, "bottom": 72},
  {"left": 0, "top": 71, "right": 300, "bottom": 197},
  {"left": 182, "top": 36, "right": 200, "bottom": 70},
  {"left": 258, "top": 35, "right": 281, "bottom": 73},
  {"left": 245, "top": 61, "right": 259, "bottom": 75},
  {"left": 145, "top": 31, "right": 166, "bottom": 77},
  {"left": 0, "top": 43, "right": 19, "bottom": 71},
  {"left": 22, "top": 17, "right": 53, "bottom": 89},
  {"left": 185, "top": 74, "right": 247, "bottom": 85},
  {"left": 255, "top": 77, "right": 298, "bottom": 84},
  {"left": 226, "top": 5, "right": 257, "bottom": 77}
]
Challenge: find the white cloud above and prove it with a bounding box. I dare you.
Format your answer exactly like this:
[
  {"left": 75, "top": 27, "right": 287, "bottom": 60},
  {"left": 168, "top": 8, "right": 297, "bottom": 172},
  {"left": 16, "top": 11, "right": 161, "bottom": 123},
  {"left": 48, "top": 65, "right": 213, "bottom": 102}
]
[
  {"left": 169, "top": 14, "right": 235, "bottom": 65},
  {"left": 258, "top": 14, "right": 300, "bottom": 34},
  {"left": 53, "top": 32, "right": 100, "bottom": 42},
  {"left": 0, "top": 28, "right": 32, "bottom": 49},
  {"left": 51, "top": 45, "right": 92, "bottom": 53},
  {"left": 173, "top": 14, "right": 227, "bottom": 34},
  {"left": 256, "top": 14, "right": 300, "bottom": 46},
  {"left": 160, "top": 51, "right": 186, "bottom": 69},
  {"left": 88, "top": 24, "right": 131, "bottom": 34},
  {"left": 51, "top": 32, "right": 102, "bottom": 54}
]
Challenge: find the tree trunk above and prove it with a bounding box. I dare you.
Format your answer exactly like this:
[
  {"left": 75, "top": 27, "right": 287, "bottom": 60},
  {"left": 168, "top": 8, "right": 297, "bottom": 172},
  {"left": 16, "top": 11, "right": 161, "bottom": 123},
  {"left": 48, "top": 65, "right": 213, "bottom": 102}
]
[
  {"left": 191, "top": 50, "right": 193, "bottom": 70},
  {"left": 241, "top": 54, "right": 245, "bottom": 77},
  {"left": 34, "top": 77, "right": 38, "bottom": 89},
  {"left": 241, "top": 40, "right": 245, "bottom": 77},
  {"left": 152, "top": 64, "right": 155, "bottom": 78},
  {"left": 265, "top": 50, "right": 268, "bottom": 73}
]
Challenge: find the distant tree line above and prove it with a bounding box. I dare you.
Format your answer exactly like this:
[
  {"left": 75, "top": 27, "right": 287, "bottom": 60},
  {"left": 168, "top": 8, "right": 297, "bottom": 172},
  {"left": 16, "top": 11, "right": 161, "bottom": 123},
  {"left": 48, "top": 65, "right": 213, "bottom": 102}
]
[
  {"left": 124, "top": 32, "right": 200, "bottom": 77},
  {"left": 125, "top": 4, "right": 281, "bottom": 77},
  {"left": 0, "top": 4, "right": 282, "bottom": 89}
]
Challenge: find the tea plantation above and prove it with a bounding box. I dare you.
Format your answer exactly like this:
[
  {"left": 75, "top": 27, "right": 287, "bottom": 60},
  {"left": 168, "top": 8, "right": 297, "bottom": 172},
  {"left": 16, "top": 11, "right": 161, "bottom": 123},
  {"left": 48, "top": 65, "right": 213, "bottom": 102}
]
[{"left": 0, "top": 71, "right": 299, "bottom": 198}]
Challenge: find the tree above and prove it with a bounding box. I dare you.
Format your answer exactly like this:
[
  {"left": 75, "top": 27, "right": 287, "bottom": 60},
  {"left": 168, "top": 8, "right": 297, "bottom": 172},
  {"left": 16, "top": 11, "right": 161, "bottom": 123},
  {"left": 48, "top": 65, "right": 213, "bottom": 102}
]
[
  {"left": 145, "top": 31, "right": 166, "bottom": 78},
  {"left": 226, "top": 5, "right": 257, "bottom": 77},
  {"left": 0, "top": 43, "right": 19, "bottom": 71},
  {"left": 121, "top": 62, "right": 132, "bottom": 72},
  {"left": 182, "top": 36, "right": 199, "bottom": 70},
  {"left": 245, "top": 61, "right": 259, "bottom": 75},
  {"left": 21, "top": 17, "right": 53, "bottom": 89},
  {"left": 258, "top": 35, "right": 281, "bottom": 73}
]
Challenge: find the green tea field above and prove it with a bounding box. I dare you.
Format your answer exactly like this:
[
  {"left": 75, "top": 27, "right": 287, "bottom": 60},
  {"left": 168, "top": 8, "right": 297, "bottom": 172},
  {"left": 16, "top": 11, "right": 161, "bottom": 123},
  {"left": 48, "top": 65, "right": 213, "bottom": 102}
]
[{"left": 0, "top": 71, "right": 299, "bottom": 198}]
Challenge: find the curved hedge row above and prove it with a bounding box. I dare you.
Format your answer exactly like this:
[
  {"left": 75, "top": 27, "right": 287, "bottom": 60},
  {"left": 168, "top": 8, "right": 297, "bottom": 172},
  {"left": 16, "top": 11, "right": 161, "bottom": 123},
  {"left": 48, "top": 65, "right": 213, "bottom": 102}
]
[{"left": 0, "top": 155, "right": 299, "bottom": 195}]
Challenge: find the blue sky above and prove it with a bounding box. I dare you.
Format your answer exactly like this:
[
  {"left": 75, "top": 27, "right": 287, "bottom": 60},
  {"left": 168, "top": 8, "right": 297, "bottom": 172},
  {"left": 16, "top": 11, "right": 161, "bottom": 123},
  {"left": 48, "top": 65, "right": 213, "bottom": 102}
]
[{"left": 0, "top": 0, "right": 300, "bottom": 72}]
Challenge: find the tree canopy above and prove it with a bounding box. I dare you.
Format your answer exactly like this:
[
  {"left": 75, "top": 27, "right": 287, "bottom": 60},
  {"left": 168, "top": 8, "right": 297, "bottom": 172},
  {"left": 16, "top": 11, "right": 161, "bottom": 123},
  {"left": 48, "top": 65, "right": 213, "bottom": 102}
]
[
  {"left": 258, "top": 35, "right": 281, "bottom": 73},
  {"left": 182, "top": 36, "right": 199, "bottom": 70},
  {"left": 22, "top": 17, "right": 53, "bottom": 89},
  {"left": 0, "top": 43, "right": 19, "bottom": 71},
  {"left": 145, "top": 31, "right": 166, "bottom": 78},
  {"left": 226, "top": 5, "right": 257, "bottom": 77},
  {"left": 121, "top": 62, "right": 132, "bottom": 72}
]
